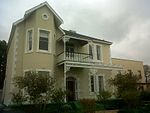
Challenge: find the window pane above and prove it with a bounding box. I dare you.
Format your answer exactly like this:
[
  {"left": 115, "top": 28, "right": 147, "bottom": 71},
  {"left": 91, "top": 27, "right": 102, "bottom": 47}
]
[
  {"left": 38, "top": 71, "right": 50, "bottom": 76},
  {"left": 89, "top": 45, "right": 93, "bottom": 59},
  {"left": 96, "top": 45, "right": 101, "bottom": 60},
  {"left": 40, "top": 31, "right": 49, "bottom": 37},
  {"left": 28, "top": 30, "right": 32, "bottom": 51},
  {"left": 90, "top": 76, "right": 94, "bottom": 92},
  {"left": 39, "top": 30, "right": 49, "bottom": 51}
]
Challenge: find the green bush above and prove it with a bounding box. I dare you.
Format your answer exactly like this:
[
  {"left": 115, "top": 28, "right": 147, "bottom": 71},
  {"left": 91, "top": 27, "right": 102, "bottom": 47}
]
[
  {"left": 80, "top": 99, "right": 96, "bottom": 113},
  {"left": 62, "top": 104, "right": 73, "bottom": 113},
  {"left": 68, "top": 101, "right": 82, "bottom": 111},
  {"left": 51, "top": 88, "right": 66, "bottom": 104},
  {"left": 118, "top": 108, "right": 140, "bottom": 113},
  {"left": 11, "top": 90, "right": 27, "bottom": 105},
  {"left": 97, "top": 91, "right": 111, "bottom": 102},
  {"left": 96, "top": 99, "right": 125, "bottom": 110},
  {"left": 12, "top": 71, "right": 55, "bottom": 113},
  {"left": 139, "top": 91, "right": 150, "bottom": 101}
]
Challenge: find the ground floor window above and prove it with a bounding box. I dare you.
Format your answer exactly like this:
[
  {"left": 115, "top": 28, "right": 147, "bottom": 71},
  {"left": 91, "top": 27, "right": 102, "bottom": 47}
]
[
  {"left": 90, "top": 75, "right": 95, "bottom": 92},
  {"left": 89, "top": 75, "right": 104, "bottom": 93},
  {"left": 24, "top": 70, "right": 51, "bottom": 76},
  {"left": 38, "top": 71, "right": 50, "bottom": 76},
  {"left": 98, "top": 76, "right": 104, "bottom": 92}
]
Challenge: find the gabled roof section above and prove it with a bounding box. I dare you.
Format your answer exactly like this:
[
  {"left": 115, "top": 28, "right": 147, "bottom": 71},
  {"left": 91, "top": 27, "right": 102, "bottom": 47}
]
[
  {"left": 13, "top": 1, "right": 63, "bottom": 26},
  {"left": 8, "top": 2, "right": 63, "bottom": 51},
  {"left": 63, "top": 29, "right": 112, "bottom": 45}
]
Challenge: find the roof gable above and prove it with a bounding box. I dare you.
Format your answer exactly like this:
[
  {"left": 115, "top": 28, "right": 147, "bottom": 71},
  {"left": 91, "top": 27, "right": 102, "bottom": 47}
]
[{"left": 14, "top": 1, "right": 63, "bottom": 26}]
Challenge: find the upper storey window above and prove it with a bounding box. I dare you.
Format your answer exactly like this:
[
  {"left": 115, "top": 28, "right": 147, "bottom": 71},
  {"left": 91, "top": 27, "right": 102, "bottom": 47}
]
[
  {"left": 26, "top": 28, "right": 33, "bottom": 53},
  {"left": 89, "top": 45, "right": 93, "bottom": 59},
  {"left": 38, "top": 30, "right": 50, "bottom": 52},
  {"left": 96, "top": 45, "right": 101, "bottom": 60},
  {"left": 28, "top": 30, "right": 32, "bottom": 51}
]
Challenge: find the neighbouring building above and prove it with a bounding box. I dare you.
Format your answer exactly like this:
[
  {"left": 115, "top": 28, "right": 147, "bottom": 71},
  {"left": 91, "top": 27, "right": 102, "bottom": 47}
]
[
  {"left": 112, "top": 58, "right": 145, "bottom": 83},
  {"left": 144, "top": 65, "right": 150, "bottom": 83},
  {"left": 2, "top": 2, "right": 145, "bottom": 105}
]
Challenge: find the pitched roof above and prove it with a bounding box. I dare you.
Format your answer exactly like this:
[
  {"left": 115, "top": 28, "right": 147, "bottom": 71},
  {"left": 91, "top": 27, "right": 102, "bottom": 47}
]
[
  {"left": 14, "top": 1, "right": 63, "bottom": 26},
  {"left": 63, "top": 29, "right": 112, "bottom": 45},
  {"left": 8, "top": 1, "right": 63, "bottom": 51}
]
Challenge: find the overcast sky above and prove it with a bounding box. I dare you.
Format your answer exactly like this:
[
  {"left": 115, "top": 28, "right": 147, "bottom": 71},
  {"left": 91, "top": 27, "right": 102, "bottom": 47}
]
[{"left": 1, "top": 0, "right": 150, "bottom": 64}]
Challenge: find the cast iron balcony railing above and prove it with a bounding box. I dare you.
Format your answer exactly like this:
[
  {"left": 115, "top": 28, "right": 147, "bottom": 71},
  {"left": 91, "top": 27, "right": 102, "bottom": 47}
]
[{"left": 57, "top": 51, "right": 93, "bottom": 63}]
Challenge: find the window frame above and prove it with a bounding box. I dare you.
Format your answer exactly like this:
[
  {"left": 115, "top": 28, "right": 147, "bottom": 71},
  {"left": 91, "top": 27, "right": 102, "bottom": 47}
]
[
  {"left": 90, "top": 75, "right": 95, "bottom": 92},
  {"left": 89, "top": 44, "right": 93, "bottom": 60},
  {"left": 89, "top": 75, "right": 97, "bottom": 93},
  {"left": 89, "top": 74, "right": 105, "bottom": 94},
  {"left": 24, "top": 69, "right": 51, "bottom": 76},
  {"left": 23, "top": 69, "right": 51, "bottom": 95},
  {"left": 96, "top": 75, "right": 104, "bottom": 92},
  {"left": 96, "top": 44, "right": 102, "bottom": 61},
  {"left": 25, "top": 28, "right": 34, "bottom": 53},
  {"left": 36, "top": 69, "right": 51, "bottom": 76},
  {"left": 37, "top": 28, "right": 51, "bottom": 53}
]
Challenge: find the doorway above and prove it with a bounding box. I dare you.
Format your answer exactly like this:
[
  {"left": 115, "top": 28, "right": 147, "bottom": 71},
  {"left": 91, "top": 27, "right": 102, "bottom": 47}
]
[{"left": 66, "top": 77, "right": 77, "bottom": 101}]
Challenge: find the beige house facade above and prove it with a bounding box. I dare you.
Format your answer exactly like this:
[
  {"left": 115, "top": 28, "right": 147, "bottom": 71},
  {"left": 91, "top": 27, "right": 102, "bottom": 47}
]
[{"left": 2, "top": 2, "right": 145, "bottom": 105}]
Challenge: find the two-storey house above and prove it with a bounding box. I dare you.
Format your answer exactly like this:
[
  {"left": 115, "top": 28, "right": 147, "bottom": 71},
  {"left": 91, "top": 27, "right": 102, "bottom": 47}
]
[{"left": 2, "top": 2, "right": 145, "bottom": 105}]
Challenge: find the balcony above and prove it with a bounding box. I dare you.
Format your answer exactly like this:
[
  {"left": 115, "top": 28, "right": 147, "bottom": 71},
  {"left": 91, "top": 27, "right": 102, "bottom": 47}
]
[
  {"left": 57, "top": 51, "right": 123, "bottom": 70},
  {"left": 57, "top": 51, "right": 93, "bottom": 64}
]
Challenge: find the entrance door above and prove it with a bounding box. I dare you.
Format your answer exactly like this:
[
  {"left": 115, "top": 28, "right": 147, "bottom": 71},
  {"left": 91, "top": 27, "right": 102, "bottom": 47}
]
[{"left": 66, "top": 77, "right": 76, "bottom": 101}]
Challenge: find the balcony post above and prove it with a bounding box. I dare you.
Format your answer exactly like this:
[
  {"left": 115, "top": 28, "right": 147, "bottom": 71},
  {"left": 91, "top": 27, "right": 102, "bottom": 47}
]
[
  {"left": 64, "top": 63, "right": 71, "bottom": 102},
  {"left": 64, "top": 63, "right": 67, "bottom": 102},
  {"left": 63, "top": 36, "right": 66, "bottom": 61}
]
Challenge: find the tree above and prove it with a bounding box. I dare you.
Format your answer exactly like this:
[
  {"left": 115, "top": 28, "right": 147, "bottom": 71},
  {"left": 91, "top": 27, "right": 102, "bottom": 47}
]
[
  {"left": 109, "top": 71, "right": 140, "bottom": 108},
  {"left": 0, "top": 40, "right": 7, "bottom": 89},
  {"left": 51, "top": 88, "right": 67, "bottom": 113},
  {"left": 12, "top": 71, "right": 55, "bottom": 112},
  {"left": 97, "top": 91, "right": 111, "bottom": 110}
]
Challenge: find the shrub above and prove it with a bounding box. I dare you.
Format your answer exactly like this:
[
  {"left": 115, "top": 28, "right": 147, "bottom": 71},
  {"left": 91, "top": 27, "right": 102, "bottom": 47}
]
[
  {"left": 139, "top": 91, "right": 150, "bottom": 101},
  {"left": 12, "top": 71, "right": 55, "bottom": 113},
  {"left": 109, "top": 71, "right": 140, "bottom": 109},
  {"left": 80, "top": 99, "right": 96, "bottom": 113},
  {"left": 97, "top": 91, "right": 111, "bottom": 102},
  {"left": 62, "top": 104, "right": 73, "bottom": 113},
  {"left": 51, "top": 88, "right": 66, "bottom": 104},
  {"left": 51, "top": 88, "right": 66, "bottom": 113},
  {"left": 118, "top": 108, "right": 140, "bottom": 113},
  {"left": 11, "top": 90, "right": 27, "bottom": 105}
]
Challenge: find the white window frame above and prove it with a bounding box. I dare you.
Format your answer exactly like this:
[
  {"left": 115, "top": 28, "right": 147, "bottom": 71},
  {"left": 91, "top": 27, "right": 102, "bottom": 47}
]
[
  {"left": 95, "top": 44, "right": 103, "bottom": 62},
  {"left": 96, "top": 75, "right": 105, "bottom": 92},
  {"left": 90, "top": 75, "right": 95, "bottom": 92},
  {"left": 89, "top": 75, "right": 96, "bottom": 94},
  {"left": 89, "top": 74, "right": 105, "bottom": 95},
  {"left": 36, "top": 69, "right": 52, "bottom": 76},
  {"left": 24, "top": 69, "right": 32, "bottom": 75},
  {"left": 25, "top": 28, "right": 34, "bottom": 53},
  {"left": 23, "top": 69, "right": 51, "bottom": 96},
  {"left": 37, "top": 28, "right": 51, "bottom": 53},
  {"left": 88, "top": 44, "right": 94, "bottom": 60},
  {"left": 88, "top": 43, "right": 103, "bottom": 62},
  {"left": 24, "top": 69, "right": 51, "bottom": 76}
]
